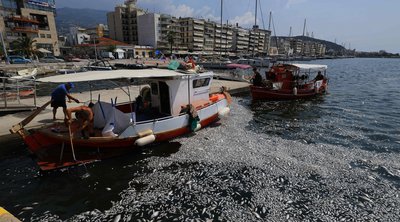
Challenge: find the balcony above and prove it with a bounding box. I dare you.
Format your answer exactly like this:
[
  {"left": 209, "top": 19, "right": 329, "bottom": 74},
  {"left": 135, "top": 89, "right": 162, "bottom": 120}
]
[
  {"left": 11, "top": 27, "right": 39, "bottom": 33},
  {"left": 8, "top": 16, "right": 40, "bottom": 24}
]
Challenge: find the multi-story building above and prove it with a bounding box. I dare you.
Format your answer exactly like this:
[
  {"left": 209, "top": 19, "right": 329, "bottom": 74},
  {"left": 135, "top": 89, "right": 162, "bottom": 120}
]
[
  {"left": 232, "top": 26, "right": 250, "bottom": 53},
  {"left": 0, "top": 0, "right": 60, "bottom": 55},
  {"left": 289, "top": 38, "right": 303, "bottom": 55},
  {"left": 137, "top": 12, "right": 160, "bottom": 48},
  {"left": 107, "top": 0, "right": 144, "bottom": 45},
  {"left": 247, "top": 26, "right": 270, "bottom": 56},
  {"left": 180, "top": 17, "right": 205, "bottom": 52},
  {"left": 203, "top": 20, "right": 215, "bottom": 52},
  {"left": 108, "top": 0, "right": 271, "bottom": 56},
  {"left": 156, "top": 14, "right": 186, "bottom": 54}
]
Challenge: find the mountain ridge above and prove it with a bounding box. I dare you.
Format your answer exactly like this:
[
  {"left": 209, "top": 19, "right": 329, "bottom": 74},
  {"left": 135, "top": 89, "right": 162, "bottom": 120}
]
[{"left": 56, "top": 7, "right": 108, "bottom": 35}]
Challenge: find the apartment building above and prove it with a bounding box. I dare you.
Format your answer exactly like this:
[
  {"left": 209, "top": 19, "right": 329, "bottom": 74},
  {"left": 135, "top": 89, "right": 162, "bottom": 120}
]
[
  {"left": 0, "top": 0, "right": 60, "bottom": 55},
  {"left": 180, "top": 17, "right": 205, "bottom": 52},
  {"left": 107, "top": 0, "right": 144, "bottom": 45},
  {"left": 232, "top": 26, "right": 250, "bottom": 53},
  {"left": 247, "top": 28, "right": 270, "bottom": 55},
  {"left": 137, "top": 12, "right": 159, "bottom": 48}
]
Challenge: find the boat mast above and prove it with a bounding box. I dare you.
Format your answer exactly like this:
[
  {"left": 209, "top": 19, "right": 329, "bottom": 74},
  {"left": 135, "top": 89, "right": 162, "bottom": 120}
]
[
  {"left": 268, "top": 11, "right": 272, "bottom": 31},
  {"left": 220, "top": 0, "right": 223, "bottom": 59},
  {"left": 254, "top": 0, "right": 258, "bottom": 28}
]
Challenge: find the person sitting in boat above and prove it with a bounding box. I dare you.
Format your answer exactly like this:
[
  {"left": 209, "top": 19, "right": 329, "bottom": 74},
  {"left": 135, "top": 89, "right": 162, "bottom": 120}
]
[
  {"left": 65, "top": 103, "right": 94, "bottom": 138},
  {"left": 314, "top": 71, "right": 324, "bottom": 81},
  {"left": 51, "top": 82, "right": 80, "bottom": 120},
  {"left": 265, "top": 71, "right": 276, "bottom": 88},
  {"left": 252, "top": 67, "right": 263, "bottom": 86}
]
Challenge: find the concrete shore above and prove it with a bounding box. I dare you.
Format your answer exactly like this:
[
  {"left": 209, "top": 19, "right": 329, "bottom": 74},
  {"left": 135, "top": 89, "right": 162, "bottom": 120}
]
[{"left": 0, "top": 79, "right": 249, "bottom": 137}]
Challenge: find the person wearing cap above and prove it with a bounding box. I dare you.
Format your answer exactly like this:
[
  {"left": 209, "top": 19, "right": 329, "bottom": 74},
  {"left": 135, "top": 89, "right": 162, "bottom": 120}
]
[{"left": 51, "top": 82, "right": 80, "bottom": 120}]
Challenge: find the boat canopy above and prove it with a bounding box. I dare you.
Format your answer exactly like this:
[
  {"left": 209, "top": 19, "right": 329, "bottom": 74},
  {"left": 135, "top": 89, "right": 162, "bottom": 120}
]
[
  {"left": 290, "top": 64, "right": 328, "bottom": 71},
  {"left": 226, "top": 63, "right": 252, "bottom": 69},
  {"left": 37, "top": 69, "right": 193, "bottom": 83}
]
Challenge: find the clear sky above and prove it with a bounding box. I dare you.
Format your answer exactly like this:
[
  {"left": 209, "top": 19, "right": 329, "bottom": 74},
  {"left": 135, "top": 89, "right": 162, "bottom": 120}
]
[{"left": 56, "top": 0, "right": 400, "bottom": 53}]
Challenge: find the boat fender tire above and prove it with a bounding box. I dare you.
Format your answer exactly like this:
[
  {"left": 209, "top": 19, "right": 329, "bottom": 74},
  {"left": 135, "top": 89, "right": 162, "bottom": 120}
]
[
  {"left": 135, "top": 134, "right": 156, "bottom": 146},
  {"left": 218, "top": 107, "right": 230, "bottom": 118},
  {"left": 293, "top": 87, "right": 298, "bottom": 96}
]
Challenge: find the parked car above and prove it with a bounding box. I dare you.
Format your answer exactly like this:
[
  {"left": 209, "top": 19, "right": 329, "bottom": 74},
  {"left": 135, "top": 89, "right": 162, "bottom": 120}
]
[
  {"left": 8, "top": 56, "right": 32, "bottom": 64},
  {"left": 39, "top": 56, "right": 65, "bottom": 63}
]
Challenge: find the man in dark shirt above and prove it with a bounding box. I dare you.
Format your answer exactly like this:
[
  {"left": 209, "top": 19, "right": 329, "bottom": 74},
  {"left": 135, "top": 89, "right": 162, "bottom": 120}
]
[
  {"left": 51, "top": 82, "right": 80, "bottom": 120},
  {"left": 314, "top": 71, "right": 324, "bottom": 81},
  {"left": 252, "top": 67, "right": 262, "bottom": 86}
]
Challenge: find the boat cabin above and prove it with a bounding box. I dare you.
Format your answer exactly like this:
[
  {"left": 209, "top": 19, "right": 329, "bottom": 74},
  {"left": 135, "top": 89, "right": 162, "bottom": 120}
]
[{"left": 267, "top": 63, "right": 327, "bottom": 90}]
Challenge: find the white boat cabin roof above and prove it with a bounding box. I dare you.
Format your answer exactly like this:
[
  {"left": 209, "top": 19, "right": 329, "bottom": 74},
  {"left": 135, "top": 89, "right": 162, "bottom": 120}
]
[
  {"left": 290, "top": 64, "right": 328, "bottom": 71},
  {"left": 37, "top": 68, "right": 195, "bottom": 83}
]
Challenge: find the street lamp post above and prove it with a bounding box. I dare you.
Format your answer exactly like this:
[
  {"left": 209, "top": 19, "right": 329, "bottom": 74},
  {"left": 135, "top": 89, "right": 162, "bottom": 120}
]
[
  {"left": 93, "top": 37, "right": 98, "bottom": 61},
  {"left": 0, "top": 32, "right": 10, "bottom": 64}
]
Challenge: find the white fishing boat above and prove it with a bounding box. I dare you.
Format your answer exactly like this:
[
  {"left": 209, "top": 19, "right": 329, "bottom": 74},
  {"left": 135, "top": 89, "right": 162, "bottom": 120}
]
[{"left": 10, "top": 68, "right": 232, "bottom": 170}]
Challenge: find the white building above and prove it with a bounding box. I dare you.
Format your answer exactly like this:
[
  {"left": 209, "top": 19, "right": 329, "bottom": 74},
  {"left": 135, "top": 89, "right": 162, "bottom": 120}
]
[{"left": 137, "top": 12, "right": 160, "bottom": 48}]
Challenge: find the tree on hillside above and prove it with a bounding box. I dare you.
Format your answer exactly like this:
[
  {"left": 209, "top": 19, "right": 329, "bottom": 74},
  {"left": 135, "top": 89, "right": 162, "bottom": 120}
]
[{"left": 12, "top": 36, "right": 37, "bottom": 58}]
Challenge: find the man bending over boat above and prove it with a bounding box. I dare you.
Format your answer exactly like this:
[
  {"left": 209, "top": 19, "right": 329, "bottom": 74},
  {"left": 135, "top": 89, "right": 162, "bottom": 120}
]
[
  {"left": 65, "top": 103, "right": 94, "bottom": 138},
  {"left": 51, "top": 82, "right": 80, "bottom": 120}
]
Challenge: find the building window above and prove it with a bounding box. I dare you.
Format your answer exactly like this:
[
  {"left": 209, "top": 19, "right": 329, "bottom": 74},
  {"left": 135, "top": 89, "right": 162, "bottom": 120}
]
[
  {"left": 31, "top": 14, "right": 50, "bottom": 30},
  {"left": 46, "top": 34, "right": 51, "bottom": 38},
  {"left": 40, "top": 34, "right": 46, "bottom": 38}
]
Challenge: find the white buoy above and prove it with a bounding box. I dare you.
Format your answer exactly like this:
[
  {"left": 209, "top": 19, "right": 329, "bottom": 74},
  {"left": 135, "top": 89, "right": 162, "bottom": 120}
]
[
  {"left": 218, "top": 107, "right": 230, "bottom": 118},
  {"left": 135, "top": 134, "right": 156, "bottom": 146}
]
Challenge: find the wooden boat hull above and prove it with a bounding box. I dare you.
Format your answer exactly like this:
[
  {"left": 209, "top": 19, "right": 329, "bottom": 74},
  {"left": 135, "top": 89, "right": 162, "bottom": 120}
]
[
  {"left": 22, "top": 96, "right": 229, "bottom": 171},
  {"left": 250, "top": 84, "right": 327, "bottom": 100}
]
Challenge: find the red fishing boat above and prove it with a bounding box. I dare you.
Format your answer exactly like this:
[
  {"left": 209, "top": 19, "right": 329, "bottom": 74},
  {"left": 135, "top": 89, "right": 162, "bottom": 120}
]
[
  {"left": 10, "top": 69, "right": 231, "bottom": 171},
  {"left": 250, "top": 63, "right": 328, "bottom": 100}
]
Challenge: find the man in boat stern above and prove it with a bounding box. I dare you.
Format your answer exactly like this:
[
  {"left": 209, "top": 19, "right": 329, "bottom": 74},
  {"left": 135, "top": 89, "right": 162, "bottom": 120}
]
[
  {"left": 65, "top": 103, "right": 94, "bottom": 138},
  {"left": 51, "top": 82, "right": 80, "bottom": 120},
  {"left": 252, "top": 67, "right": 263, "bottom": 86}
]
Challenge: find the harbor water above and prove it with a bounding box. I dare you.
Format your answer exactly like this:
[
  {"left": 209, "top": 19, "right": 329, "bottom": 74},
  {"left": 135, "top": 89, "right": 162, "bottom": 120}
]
[{"left": 0, "top": 58, "right": 399, "bottom": 221}]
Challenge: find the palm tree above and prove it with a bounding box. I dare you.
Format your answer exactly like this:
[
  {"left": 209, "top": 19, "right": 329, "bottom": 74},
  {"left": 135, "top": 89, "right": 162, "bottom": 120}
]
[
  {"left": 13, "top": 36, "right": 37, "bottom": 58},
  {"left": 167, "top": 31, "right": 175, "bottom": 54}
]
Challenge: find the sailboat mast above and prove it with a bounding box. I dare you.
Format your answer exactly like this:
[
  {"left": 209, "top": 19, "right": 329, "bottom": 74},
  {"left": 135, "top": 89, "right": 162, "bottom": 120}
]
[
  {"left": 268, "top": 11, "right": 272, "bottom": 30},
  {"left": 254, "top": 0, "right": 258, "bottom": 27},
  {"left": 220, "top": 0, "right": 223, "bottom": 58}
]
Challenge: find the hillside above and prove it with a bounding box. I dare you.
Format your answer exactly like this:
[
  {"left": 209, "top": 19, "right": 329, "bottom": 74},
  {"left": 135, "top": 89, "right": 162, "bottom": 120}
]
[
  {"left": 56, "top": 7, "right": 108, "bottom": 35},
  {"left": 275, "top": 36, "right": 346, "bottom": 52}
]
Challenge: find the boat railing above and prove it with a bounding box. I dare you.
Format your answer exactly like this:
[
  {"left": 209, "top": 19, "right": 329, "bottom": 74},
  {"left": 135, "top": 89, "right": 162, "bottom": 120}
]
[{"left": 0, "top": 76, "right": 37, "bottom": 112}]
